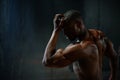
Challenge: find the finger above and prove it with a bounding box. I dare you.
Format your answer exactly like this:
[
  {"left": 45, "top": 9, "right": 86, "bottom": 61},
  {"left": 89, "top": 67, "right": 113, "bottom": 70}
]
[
  {"left": 60, "top": 17, "right": 64, "bottom": 23},
  {"left": 54, "top": 14, "right": 64, "bottom": 20},
  {"left": 55, "top": 14, "right": 64, "bottom": 18},
  {"left": 59, "top": 17, "right": 65, "bottom": 26}
]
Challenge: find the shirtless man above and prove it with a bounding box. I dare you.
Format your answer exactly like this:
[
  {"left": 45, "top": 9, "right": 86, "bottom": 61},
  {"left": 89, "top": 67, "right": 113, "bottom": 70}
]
[{"left": 42, "top": 10, "right": 118, "bottom": 80}]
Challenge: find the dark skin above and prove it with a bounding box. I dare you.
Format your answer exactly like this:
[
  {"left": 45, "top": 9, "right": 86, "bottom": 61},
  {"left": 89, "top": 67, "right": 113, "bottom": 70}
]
[{"left": 42, "top": 14, "right": 118, "bottom": 80}]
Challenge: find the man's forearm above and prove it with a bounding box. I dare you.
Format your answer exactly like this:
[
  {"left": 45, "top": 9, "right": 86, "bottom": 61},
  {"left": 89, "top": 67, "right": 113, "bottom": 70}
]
[
  {"left": 42, "top": 30, "right": 60, "bottom": 63},
  {"left": 109, "top": 55, "right": 118, "bottom": 80}
]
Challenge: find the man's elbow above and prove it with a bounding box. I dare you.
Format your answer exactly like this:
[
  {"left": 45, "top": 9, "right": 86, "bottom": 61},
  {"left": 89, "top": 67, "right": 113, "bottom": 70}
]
[
  {"left": 42, "top": 59, "right": 49, "bottom": 67},
  {"left": 42, "top": 59, "right": 54, "bottom": 67}
]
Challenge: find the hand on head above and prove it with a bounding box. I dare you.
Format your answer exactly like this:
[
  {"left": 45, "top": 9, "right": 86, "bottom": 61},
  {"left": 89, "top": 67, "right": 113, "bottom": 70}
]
[{"left": 53, "top": 14, "right": 65, "bottom": 31}]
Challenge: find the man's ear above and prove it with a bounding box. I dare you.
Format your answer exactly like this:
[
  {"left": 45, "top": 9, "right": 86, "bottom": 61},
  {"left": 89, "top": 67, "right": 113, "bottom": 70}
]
[{"left": 74, "top": 23, "right": 81, "bottom": 34}]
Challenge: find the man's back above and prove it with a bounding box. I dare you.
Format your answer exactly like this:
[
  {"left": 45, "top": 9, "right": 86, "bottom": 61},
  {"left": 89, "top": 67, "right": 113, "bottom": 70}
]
[{"left": 71, "top": 29, "right": 106, "bottom": 80}]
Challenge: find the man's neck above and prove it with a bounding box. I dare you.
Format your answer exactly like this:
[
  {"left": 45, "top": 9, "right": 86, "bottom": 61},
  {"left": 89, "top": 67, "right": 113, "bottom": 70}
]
[{"left": 78, "top": 28, "right": 90, "bottom": 41}]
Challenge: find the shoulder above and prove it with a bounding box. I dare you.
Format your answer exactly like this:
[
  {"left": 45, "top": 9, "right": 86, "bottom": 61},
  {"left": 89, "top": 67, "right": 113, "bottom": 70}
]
[
  {"left": 65, "top": 41, "right": 98, "bottom": 53},
  {"left": 61, "top": 41, "right": 99, "bottom": 60},
  {"left": 64, "top": 43, "right": 82, "bottom": 52},
  {"left": 88, "top": 29, "right": 106, "bottom": 39},
  {"left": 80, "top": 41, "right": 98, "bottom": 51}
]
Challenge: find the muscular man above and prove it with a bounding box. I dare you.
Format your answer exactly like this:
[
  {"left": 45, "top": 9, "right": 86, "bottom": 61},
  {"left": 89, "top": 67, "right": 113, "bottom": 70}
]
[{"left": 42, "top": 10, "right": 118, "bottom": 80}]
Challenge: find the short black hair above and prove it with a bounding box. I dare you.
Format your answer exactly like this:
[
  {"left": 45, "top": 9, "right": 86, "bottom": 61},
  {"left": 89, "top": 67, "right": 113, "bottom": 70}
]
[{"left": 64, "top": 10, "right": 81, "bottom": 22}]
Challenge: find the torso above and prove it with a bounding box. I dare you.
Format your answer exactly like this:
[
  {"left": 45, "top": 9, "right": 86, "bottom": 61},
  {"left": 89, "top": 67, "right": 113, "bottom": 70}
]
[{"left": 72, "top": 29, "right": 106, "bottom": 80}]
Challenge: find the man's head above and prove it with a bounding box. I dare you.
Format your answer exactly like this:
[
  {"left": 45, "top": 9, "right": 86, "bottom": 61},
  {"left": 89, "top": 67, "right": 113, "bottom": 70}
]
[{"left": 62, "top": 10, "right": 85, "bottom": 41}]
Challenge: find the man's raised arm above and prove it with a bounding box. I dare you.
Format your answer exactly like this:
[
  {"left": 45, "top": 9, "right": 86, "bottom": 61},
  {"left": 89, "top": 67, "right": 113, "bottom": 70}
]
[{"left": 42, "top": 14, "right": 65, "bottom": 67}]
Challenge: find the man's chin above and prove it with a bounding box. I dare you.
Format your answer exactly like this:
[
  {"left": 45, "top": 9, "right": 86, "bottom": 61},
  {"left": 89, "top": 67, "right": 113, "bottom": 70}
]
[{"left": 69, "top": 38, "right": 77, "bottom": 44}]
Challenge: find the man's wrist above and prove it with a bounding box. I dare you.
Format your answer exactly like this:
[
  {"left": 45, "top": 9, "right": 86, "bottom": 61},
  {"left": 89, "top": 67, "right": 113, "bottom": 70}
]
[{"left": 53, "top": 28, "right": 61, "bottom": 33}]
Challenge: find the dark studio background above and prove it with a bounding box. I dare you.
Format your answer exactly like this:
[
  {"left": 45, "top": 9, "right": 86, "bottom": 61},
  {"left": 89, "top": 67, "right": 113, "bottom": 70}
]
[{"left": 0, "top": 0, "right": 120, "bottom": 80}]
